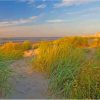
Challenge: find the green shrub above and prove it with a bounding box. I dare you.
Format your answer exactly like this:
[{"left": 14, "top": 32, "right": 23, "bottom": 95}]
[{"left": 22, "top": 40, "right": 32, "bottom": 51}]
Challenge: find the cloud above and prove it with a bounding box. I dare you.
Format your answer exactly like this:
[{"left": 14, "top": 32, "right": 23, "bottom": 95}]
[
  {"left": 54, "top": 0, "right": 97, "bottom": 8},
  {"left": 26, "top": 0, "right": 34, "bottom": 4},
  {"left": 0, "top": 23, "right": 71, "bottom": 37},
  {"left": 19, "top": 0, "right": 47, "bottom": 8},
  {"left": 66, "top": 6, "right": 100, "bottom": 16},
  {"left": 0, "top": 21, "right": 100, "bottom": 37},
  {"left": 37, "top": 4, "right": 46, "bottom": 9},
  {"left": 19, "top": 0, "right": 35, "bottom": 6},
  {"left": 19, "top": 0, "right": 34, "bottom": 4},
  {"left": 47, "top": 19, "right": 67, "bottom": 23},
  {"left": 0, "top": 16, "right": 37, "bottom": 27}
]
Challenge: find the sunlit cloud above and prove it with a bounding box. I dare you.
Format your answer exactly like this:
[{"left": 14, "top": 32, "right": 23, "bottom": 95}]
[
  {"left": 47, "top": 19, "right": 67, "bottom": 23},
  {"left": 0, "top": 23, "right": 73, "bottom": 37},
  {"left": 0, "top": 21, "right": 100, "bottom": 37},
  {"left": 37, "top": 4, "right": 46, "bottom": 9},
  {"left": 0, "top": 0, "right": 100, "bottom": 37},
  {"left": 54, "top": 0, "right": 97, "bottom": 8},
  {"left": 19, "top": 0, "right": 34, "bottom": 4},
  {"left": 66, "top": 6, "right": 100, "bottom": 16},
  {"left": 0, "top": 16, "right": 37, "bottom": 27}
]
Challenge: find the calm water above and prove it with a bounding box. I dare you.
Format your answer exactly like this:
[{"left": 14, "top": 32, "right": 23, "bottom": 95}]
[{"left": 0, "top": 37, "right": 60, "bottom": 44}]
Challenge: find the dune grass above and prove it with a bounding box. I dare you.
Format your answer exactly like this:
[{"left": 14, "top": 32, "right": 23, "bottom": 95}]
[
  {"left": 21, "top": 40, "right": 32, "bottom": 51},
  {"left": 0, "top": 60, "right": 12, "bottom": 96},
  {"left": 0, "top": 41, "right": 29, "bottom": 96},
  {"left": 49, "top": 46, "right": 86, "bottom": 98},
  {"left": 32, "top": 37, "right": 100, "bottom": 99},
  {"left": 0, "top": 42, "right": 24, "bottom": 60}
]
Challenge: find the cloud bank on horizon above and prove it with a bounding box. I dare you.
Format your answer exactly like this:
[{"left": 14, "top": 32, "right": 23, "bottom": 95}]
[{"left": 0, "top": 0, "right": 100, "bottom": 37}]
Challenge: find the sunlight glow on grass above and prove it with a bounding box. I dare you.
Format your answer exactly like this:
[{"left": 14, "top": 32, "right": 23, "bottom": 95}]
[{"left": 32, "top": 37, "right": 100, "bottom": 99}]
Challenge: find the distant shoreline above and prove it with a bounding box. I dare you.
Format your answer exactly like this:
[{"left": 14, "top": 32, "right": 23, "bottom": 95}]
[{"left": 0, "top": 37, "right": 60, "bottom": 44}]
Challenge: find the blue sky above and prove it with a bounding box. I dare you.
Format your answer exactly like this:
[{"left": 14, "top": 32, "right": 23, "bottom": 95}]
[{"left": 0, "top": 0, "right": 100, "bottom": 37}]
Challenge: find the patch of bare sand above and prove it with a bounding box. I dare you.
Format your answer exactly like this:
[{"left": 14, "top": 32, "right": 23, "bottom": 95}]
[
  {"left": 7, "top": 57, "right": 49, "bottom": 99},
  {"left": 23, "top": 49, "right": 40, "bottom": 57}
]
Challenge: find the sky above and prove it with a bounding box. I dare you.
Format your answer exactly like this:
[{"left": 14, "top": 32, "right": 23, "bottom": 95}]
[{"left": 0, "top": 0, "right": 100, "bottom": 37}]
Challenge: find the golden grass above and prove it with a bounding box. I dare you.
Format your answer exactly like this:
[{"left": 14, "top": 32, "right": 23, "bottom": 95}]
[
  {"left": 0, "top": 40, "right": 32, "bottom": 96},
  {"left": 32, "top": 37, "right": 100, "bottom": 99}
]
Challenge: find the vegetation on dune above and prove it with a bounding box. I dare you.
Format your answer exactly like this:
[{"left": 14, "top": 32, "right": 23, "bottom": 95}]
[
  {"left": 49, "top": 46, "right": 86, "bottom": 98},
  {"left": 73, "top": 62, "right": 100, "bottom": 99},
  {"left": 0, "top": 41, "right": 31, "bottom": 96},
  {"left": 92, "top": 47, "right": 100, "bottom": 69},
  {"left": 32, "top": 37, "right": 88, "bottom": 72},
  {"left": 0, "top": 59, "right": 12, "bottom": 96},
  {"left": 22, "top": 40, "right": 32, "bottom": 51},
  {"left": 0, "top": 37, "right": 99, "bottom": 98},
  {"left": 54, "top": 37, "right": 89, "bottom": 47},
  {"left": 32, "top": 37, "right": 100, "bottom": 99},
  {"left": 91, "top": 38, "right": 100, "bottom": 47},
  {"left": 32, "top": 41, "right": 54, "bottom": 72},
  {"left": 0, "top": 42, "right": 23, "bottom": 60},
  {"left": 71, "top": 45, "right": 100, "bottom": 98},
  {"left": 32, "top": 43, "right": 39, "bottom": 50}
]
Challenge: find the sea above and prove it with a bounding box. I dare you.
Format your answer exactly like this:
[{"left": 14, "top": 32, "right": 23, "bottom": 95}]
[{"left": 0, "top": 37, "right": 60, "bottom": 44}]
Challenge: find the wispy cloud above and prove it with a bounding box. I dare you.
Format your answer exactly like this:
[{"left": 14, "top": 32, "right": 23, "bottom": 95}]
[
  {"left": 66, "top": 6, "right": 100, "bottom": 16},
  {"left": 54, "top": 0, "right": 97, "bottom": 8},
  {"left": 0, "top": 16, "right": 37, "bottom": 27},
  {"left": 19, "top": 0, "right": 47, "bottom": 8},
  {"left": 47, "top": 19, "right": 67, "bottom": 23},
  {"left": 19, "top": 0, "right": 35, "bottom": 6},
  {"left": 37, "top": 4, "right": 46, "bottom": 9},
  {"left": 19, "top": 0, "right": 34, "bottom": 4}
]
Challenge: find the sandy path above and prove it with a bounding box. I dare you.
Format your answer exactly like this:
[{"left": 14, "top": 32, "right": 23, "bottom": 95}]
[{"left": 7, "top": 57, "right": 49, "bottom": 99}]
